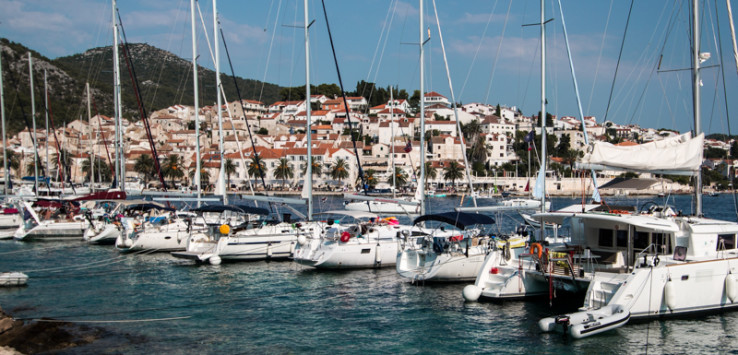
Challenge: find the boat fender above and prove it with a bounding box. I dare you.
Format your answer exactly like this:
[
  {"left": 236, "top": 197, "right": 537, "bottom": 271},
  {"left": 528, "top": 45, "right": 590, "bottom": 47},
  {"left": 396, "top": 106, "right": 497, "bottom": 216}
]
[
  {"left": 664, "top": 279, "right": 676, "bottom": 311},
  {"left": 504, "top": 241, "right": 511, "bottom": 261},
  {"left": 374, "top": 243, "right": 381, "bottom": 266},
  {"left": 726, "top": 274, "right": 738, "bottom": 302},
  {"left": 530, "top": 243, "right": 543, "bottom": 259},
  {"left": 462, "top": 285, "right": 482, "bottom": 302},
  {"left": 297, "top": 235, "right": 307, "bottom": 246},
  {"left": 209, "top": 255, "right": 222, "bottom": 265},
  {"left": 340, "top": 231, "right": 351, "bottom": 243},
  {"left": 267, "top": 242, "right": 273, "bottom": 259}
]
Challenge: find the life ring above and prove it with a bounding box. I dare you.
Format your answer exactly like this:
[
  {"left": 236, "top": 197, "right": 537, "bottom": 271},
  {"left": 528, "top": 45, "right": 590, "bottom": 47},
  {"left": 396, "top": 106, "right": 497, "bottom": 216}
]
[{"left": 530, "top": 243, "right": 543, "bottom": 259}]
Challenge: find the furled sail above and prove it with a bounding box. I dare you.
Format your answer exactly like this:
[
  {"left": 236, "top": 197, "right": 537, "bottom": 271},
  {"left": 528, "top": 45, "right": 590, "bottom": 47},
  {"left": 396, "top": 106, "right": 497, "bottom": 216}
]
[{"left": 576, "top": 132, "right": 704, "bottom": 176}]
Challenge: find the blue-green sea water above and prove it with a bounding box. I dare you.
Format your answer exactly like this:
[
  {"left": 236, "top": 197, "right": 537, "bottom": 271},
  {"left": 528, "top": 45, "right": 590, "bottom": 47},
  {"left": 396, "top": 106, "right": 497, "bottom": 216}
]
[{"left": 2, "top": 194, "right": 738, "bottom": 354}]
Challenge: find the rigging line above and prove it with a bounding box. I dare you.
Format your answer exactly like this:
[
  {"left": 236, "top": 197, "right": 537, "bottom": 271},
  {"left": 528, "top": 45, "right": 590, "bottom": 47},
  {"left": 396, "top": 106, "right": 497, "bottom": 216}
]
[
  {"left": 117, "top": 11, "right": 168, "bottom": 192},
  {"left": 431, "top": 0, "right": 477, "bottom": 208},
  {"left": 320, "top": 0, "right": 370, "bottom": 197},
  {"left": 3, "top": 54, "right": 47, "bottom": 181},
  {"left": 91, "top": 96, "right": 116, "bottom": 178},
  {"left": 43, "top": 89, "right": 74, "bottom": 193},
  {"left": 219, "top": 29, "right": 273, "bottom": 213},
  {"left": 459, "top": 0, "right": 499, "bottom": 99},
  {"left": 602, "top": 0, "right": 635, "bottom": 123},
  {"left": 586, "top": 0, "right": 614, "bottom": 114},
  {"left": 145, "top": 0, "right": 188, "bottom": 111},
  {"left": 257, "top": 0, "right": 283, "bottom": 106},
  {"left": 365, "top": 0, "right": 398, "bottom": 92},
  {"left": 483, "top": 0, "right": 511, "bottom": 105},
  {"left": 714, "top": 0, "right": 738, "bottom": 222}
]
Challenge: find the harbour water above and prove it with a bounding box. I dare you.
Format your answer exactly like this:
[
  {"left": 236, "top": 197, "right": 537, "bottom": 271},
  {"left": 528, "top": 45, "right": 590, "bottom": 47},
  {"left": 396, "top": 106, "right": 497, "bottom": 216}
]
[{"left": 2, "top": 194, "right": 738, "bottom": 354}]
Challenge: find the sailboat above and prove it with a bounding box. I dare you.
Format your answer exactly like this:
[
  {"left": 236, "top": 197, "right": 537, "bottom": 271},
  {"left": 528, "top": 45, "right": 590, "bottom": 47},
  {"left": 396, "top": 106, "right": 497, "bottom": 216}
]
[
  {"left": 173, "top": 0, "right": 324, "bottom": 265},
  {"left": 536, "top": 0, "right": 738, "bottom": 338}
]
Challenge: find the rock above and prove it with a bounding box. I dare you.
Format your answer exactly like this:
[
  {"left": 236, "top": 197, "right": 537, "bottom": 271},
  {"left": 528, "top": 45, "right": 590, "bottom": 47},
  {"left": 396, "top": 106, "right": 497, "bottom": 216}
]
[{"left": 0, "top": 318, "right": 12, "bottom": 335}]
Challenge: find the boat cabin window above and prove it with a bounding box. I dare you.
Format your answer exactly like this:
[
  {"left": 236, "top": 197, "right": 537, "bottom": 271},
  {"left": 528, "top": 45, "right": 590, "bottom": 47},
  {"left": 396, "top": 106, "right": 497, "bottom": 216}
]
[
  {"left": 598, "top": 229, "right": 613, "bottom": 247},
  {"left": 616, "top": 230, "right": 628, "bottom": 248},
  {"left": 634, "top": 231, "right": 650, "bottom": 250},
  {"left": 717, "top": 234, "right": 736, "bottom": 251}
]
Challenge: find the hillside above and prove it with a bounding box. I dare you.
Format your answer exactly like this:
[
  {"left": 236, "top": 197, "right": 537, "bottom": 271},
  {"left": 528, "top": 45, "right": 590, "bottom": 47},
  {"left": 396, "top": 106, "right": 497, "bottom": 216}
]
[{"left": 1, "top": 38, "right": 283, "bottom": 135}]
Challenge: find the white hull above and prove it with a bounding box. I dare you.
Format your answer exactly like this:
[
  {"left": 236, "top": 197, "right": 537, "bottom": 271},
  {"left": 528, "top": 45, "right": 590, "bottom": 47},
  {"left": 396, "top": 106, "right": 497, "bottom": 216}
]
[
  {"left": 396, "top": 243, "right": 490, "bottom": 282},
  {"left": 116, "top": 220, "right": 194, "bottom": 252},
  {"left": 0, "top": 272, "right": 28, "bottom": 287},
  {"left": 84, "top": 222, "right": 122, "bottom": 245},
  {"left": 293, "top": 223, "right": 414, "bottom": 269},
  {"left": 173, "top": 222, "right": 323, "bottom": 263},
  {"left": 14, "top": 220, "right": 89, "bottom": 241}
]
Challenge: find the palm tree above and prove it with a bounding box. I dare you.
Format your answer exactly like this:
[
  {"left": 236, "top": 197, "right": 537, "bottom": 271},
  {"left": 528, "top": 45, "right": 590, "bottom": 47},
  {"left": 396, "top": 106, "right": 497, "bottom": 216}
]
[
  {"left": 273, "top": 158, "right": 293, "bottom": 188},
  {"left": 3, "top": 150, "right": 19, "bottom": 179},
  {"left": 330, "top": 158, "right": 350, "bottom": 186},
  {"left": 443, "top": 161, "right": 464, "bottom": 188},
  {"left": 133, "top": 154, "right": 156, "bottom": 185},
  {"left": 363, "top": 169, "right": 378, "bottom": 189},
  {"left": 386, "top": 167, "right": 408, "bottom": 189},
  {"left": 188, "top": 167, "right": 211, "bottom": 189},
  {"left": 52, "top": 148, "right": 74, "bottom": 182},
  {"left": 224, "top": 158, "right": 237, "bottom": 188},
  {"left": 81, "top": 158, "right": 112, "bottom": 182},
  {"left": 247, "top": 156, "right": 268, "bottom": 184},
  {"left": 161, "top": 154, "right": 184, "bottom": 186},
  {"left": 424, "top": 161, "right": 437, "bottom": 191},
  {"left": 302, "top": 156, "right": 322, "bottom": 178}
]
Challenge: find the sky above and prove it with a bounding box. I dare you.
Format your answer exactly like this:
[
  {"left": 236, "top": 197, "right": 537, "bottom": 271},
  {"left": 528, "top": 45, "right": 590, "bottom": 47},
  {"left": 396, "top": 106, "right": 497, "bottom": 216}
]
[{"left": 2, "top": 0, "right": 738, "bottom": 135}]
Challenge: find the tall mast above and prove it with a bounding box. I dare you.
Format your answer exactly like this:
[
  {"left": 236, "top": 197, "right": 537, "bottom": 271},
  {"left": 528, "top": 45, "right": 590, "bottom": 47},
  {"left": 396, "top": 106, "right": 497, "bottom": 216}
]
[
  {"left": 0, "top": 45, "right": 8, "bottom": 194},
  {"left": 191, "top": 0, "right": 202, "bottom": 206},
  {"left": 214, "top": 0, "right": 227, "bottom": 204},
  {"left": 390, "top": 87, "right": 395, "bottom": 199},
  {"left": 87, "top": 82, "right": 94, "bottom": 190},
  {"left": 43, "top": 70, "right": 49, "bottom": 180},
  {"left": 692, "top": 0, "right": 702, "bottom": 216},
  {"left": 539, "top": 0, "right": 547, "bottom": 214},
  {"left": 112, "top": 0, "right": 123, "bottom": 190},
  {"left": 304, "top": 0, "right": 313, "bottom": 219},
  {"left": 28, "top": 53, "right": 39, "bottom": 194},
  {"left": 418, "top": 0, "right": 426, "bottom": 215}
]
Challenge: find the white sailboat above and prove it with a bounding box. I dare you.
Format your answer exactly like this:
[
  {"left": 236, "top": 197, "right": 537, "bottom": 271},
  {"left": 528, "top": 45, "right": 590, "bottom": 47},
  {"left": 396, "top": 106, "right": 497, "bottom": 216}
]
[{"left": 538, "top": 0, "right": 738, "bottom": 338}]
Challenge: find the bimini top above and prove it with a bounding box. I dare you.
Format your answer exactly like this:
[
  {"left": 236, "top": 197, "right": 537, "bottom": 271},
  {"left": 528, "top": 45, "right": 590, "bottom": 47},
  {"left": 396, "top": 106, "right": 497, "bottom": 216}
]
[
  {"left": 413, "top": 212, "right": 495, "bottom": 230},
  {"left": 122, "top": 200, "right": 175, "bottom": 212},
  {"left": 316, "top": 210, "right": 379, "bottom": 220}
]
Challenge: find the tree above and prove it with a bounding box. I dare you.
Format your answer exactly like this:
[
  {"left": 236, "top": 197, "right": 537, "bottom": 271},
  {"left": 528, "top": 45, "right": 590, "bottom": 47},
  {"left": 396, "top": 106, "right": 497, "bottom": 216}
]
[
  {"left": 273, "top": 158, "right": 293, "bottom": 188},
  {"left": 247, "top": 156, "right": 268, "bottom": 183},
  {"left": 731, "top": 141, "right": 738, "bottom": 158},
  {"left": 386, "top": 167, "right": 408, "bottom": 189},
  {"left": 257, "top": 127, "right": 269, "bottom": 135},
  {"left": 424, "top": 161, "right": 437, "bottom": 190},
  {"left": 3, "top": 150, "right": 20, "bottom": 178},
  {"left": 302, "top": 156, "right": 322, "bottom": 178},
  {"left": 224, "top": 158, "right": 237, "bottom": 187},
  {"left": 443, "top": 161, "right": 464, "bottom": 188},
  {"left": 363, "top": 169, "right": 378, "bottom": 189},
  {"left": 188, "top": 167, "right": 211, "bottom": 189},
  {"left": 81, "top": 158, "right": 112, "bottom": 182},
  {"left": 330, "top": 158, "right": 350, "bottom": 185},
  {"left": 705, "top": 147, "right": 727, "bottom": 159},
  {"left": 133, "top": 154, "right": 156, "bottom": 185},
  {"left": 161, "top": 154, "right": 184, "bottom": 185}
]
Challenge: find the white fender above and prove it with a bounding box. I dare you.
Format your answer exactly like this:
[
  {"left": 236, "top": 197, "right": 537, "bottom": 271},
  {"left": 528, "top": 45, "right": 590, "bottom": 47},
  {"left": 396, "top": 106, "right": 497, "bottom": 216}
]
[
  {"left": 726, "top": 274, "right": 738, "bottom": 302},
  {"left": 664, "top": 280, "right": 676, "bottom": 311},
  {"left": 462, "top": 285, "right": 481, "bottom": 302},
  {"left": 209, "top": 255, "right": 222, "bottom": 265}
]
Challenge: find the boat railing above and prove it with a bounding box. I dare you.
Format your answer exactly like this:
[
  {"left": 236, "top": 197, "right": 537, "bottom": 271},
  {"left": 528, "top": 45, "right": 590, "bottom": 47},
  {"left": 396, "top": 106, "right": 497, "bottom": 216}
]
[{"left": 633, "top": 243, "right": 660, "bottom": 269}]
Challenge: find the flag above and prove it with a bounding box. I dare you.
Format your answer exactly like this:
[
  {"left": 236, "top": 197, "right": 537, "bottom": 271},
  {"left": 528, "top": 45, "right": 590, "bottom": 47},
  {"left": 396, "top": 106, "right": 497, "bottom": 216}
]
[
  {"left": 524, "top": 180, "right": 529, "bottom": 192},
  {"left": 404, "top": 141, "right": 413, "bottom": 153},
  {"left": 524, "top": 130, "right": 535, "bottom": 143},
  {"left": 532, "top": 169, "right": 545, "bottom": 199}
]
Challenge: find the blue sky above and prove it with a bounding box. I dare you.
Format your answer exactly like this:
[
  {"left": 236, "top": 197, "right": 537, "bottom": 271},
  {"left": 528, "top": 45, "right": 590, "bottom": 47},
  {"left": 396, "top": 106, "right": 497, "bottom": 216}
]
[{"left": 2, "top": 0, "right": 738, "bottom": 135}]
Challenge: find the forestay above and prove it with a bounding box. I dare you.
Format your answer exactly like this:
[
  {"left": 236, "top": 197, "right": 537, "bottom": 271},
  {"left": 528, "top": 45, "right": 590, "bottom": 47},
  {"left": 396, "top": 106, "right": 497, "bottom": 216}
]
[{"left": 577, "top": 132, "right": 703, "bottom": 175}]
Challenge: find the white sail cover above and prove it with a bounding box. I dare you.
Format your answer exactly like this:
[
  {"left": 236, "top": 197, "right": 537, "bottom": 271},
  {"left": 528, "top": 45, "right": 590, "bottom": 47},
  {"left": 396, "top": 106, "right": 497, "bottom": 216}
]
[{"left": 577, "top": 132, "right": 704, "bottom": 175}]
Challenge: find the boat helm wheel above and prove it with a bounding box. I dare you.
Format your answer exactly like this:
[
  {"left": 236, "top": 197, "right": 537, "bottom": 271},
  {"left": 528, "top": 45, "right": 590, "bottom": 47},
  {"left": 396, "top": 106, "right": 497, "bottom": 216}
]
[{"left": 639, "top": 201, "right": 660, "bottom": 214}]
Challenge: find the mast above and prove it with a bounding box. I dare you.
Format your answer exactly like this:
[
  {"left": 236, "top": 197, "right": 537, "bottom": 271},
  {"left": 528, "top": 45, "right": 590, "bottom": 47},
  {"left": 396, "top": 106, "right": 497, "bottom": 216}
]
[
  {"left": 112, "top": 0, "right": 123, "bottom": 190},
  {"left": 43, "top": 70, "right": 49, "bottom": 180},
  {"left": 692, "top": 0, "right": 703, "bottom": 216},
  {"left": 390, "top": 87, "right": 395, "bottom": 199},
  {"left": 539, "top": 0, "right": 547, "bottom": 214},
  {"left": 191, "top": 0, "right": 202, "bottom": 206},
  {"left": 214, "top": 0, "right": 227, "bottom": 204},
  {"left": 87, "top": 82, "right": 94, "bottom": 190},
  {"left": 418, "top": 0, "right": 426, "bottom": 215},
  {"left": 0, "top": 45, "right": 8, "bottom": 194},
  {"left": 28, "top": 53, "right": 39, "bottom": 194},
  {"left": 304, "top": 0, "right": 313, "bottom": 219}
]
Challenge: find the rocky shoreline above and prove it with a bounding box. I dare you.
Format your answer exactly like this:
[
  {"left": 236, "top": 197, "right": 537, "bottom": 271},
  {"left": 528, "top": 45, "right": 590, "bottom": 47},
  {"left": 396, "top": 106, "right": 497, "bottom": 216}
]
[{"left": 0, "top": 306, "right": 104, "bottom": 354}]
